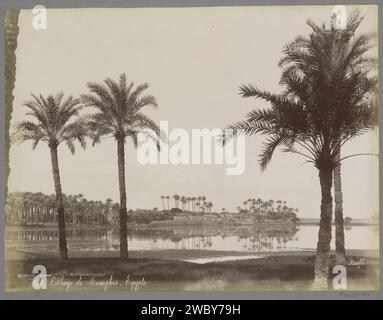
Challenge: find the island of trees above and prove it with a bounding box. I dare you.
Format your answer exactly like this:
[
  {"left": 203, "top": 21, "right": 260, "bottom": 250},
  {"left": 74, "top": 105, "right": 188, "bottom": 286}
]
[{"left": 6, "top": 192, "right": 298, "bottom": 226}]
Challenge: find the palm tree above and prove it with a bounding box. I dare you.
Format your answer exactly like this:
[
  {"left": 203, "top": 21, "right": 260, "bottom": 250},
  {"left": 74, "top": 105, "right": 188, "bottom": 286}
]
[
  {"left": 166, "top": 196, "right": 170, "bottom": 210},
  {"left": 331, "top": 16, "right": 378, "bottom": 264},
  {"left": 197, "top": 196, "right": 202, "bottom": 213},
  {"left": 205, "top": 201, "right": 212, "bottom": 213},
  {"left": 195, "top": 201, "right": 200, "bottom": 213},
  {"left": 223, "top": 12, "right": 377, "bottom": 286},
  {"left": 279, "top": 12, "right": 378, "bottom": 265},
  {"left": 201, "top": 196, "right": 207, "bottom": 213},
  {"left": 180, "top": 196, "right": 186, "bottom": 210},
  {"left": 15, "top": 93, "right": 86, "bottom": 259},
  {"left": 173, "top": 194, "right": 180, "bottom": 208},
  {"left": 250, "top": 205, "right": 256, "bottom": 217},
  {"left": 161, "top": 196, "right": 165, "bottom": 211},
  {"left": 82, "top": 73, "right": 162, "bottom": 258},
  {"left": 251, "top": 199, "right": 256, "bottom": 215}
]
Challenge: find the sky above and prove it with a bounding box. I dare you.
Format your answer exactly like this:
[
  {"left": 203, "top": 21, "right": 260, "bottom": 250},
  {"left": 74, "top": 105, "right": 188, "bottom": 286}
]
[{"left": 7, "top": 5, "right": 379, "bottom": 219}]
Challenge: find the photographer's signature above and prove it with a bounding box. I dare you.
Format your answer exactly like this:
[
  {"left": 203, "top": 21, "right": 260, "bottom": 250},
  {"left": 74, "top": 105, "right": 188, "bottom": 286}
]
[{"left": 347, "top": 257, "right": 366, "bottom": 266}]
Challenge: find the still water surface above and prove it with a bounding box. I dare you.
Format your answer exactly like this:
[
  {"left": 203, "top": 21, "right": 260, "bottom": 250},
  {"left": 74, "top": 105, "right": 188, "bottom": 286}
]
[{"left": 5, "top": 225, "right": 378, "bottom": 253}]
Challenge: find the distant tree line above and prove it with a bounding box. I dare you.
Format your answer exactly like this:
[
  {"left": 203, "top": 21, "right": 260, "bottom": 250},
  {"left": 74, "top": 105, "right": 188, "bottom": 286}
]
[
  {"left": 6, "top": 192, "right": 117, "bottom": 226},
  {"left": 160, "top": 195, "right": 213, "bottom": 213},
  {"left": 238, "top": 198, "right": 299, "bottom": 222},
  {"left": 6, "top": 191, "right": 179, "bottom": 226}
]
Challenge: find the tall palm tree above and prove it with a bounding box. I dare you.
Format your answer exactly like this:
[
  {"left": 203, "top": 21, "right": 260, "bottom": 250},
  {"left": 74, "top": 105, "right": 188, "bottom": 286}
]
[
  {"left": 331, "top": 16, "right": 377, "bottom": 264},
  {"left": 82, "top": 73, "right": 162, "bottom": 258},
  {"left": 279, "top": 12, "right": 377, "bottom": 265},
  {"left": 223, "top": 12, "right": 377, "bottom": 287},
  {"left": 195, "top": 201, "right": 200, "bottom": 213},
  {"left": 197, "top": 196, "right": 202, "bottom": 213},
  {"left": 161, "top": 196, "right": 165, "bottom": 211},
  {"left": 15, "top": 93, "right": 86, "bottom": 259},
  {"left": 201, "top": 196, "right": 207, "bottom": 213},
  {"left": 180, "top": 196, "right": 186, "bottom": 210},
  {"left": 173, "top": 194, "right": 180, "bottom": 208}
]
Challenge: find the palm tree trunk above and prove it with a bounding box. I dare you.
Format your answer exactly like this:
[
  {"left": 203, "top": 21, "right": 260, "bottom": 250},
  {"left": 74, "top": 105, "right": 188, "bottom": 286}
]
[
  {"left": 334, "top": 148, "right": 346, "bottom": 264},
  {"left": 50, "top": 145, "right": 68, "bottom": 260},
  {"left": 117, "top": 138, "right": 128, "bottom": 258},
  {"left": 314, "top": 165, "right": 333, "bottom": 288}
]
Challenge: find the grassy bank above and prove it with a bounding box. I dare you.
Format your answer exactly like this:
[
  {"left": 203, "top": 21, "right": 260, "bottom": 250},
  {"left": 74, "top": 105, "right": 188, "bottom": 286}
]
[{"left": 5, "top": 250, "right": 379, "bottom": 292}]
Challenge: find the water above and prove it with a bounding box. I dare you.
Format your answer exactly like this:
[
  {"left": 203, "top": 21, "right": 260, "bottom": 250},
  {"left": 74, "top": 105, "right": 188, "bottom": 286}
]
[{"left": 5, "top": 224, "right": 379, "bottom": 254}]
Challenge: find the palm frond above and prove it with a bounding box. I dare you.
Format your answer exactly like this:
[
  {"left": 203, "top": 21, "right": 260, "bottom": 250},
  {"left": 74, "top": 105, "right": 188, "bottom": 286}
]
[
  {"left": 84, "top": 74, "right": 161, "bottom": 148},
  {"left": 134, "top": 95, "right": 158, "bottom": 110},
  {"left": 59, "top": 120, "right": 87, "bottom": 151},
  {"left": 223, "top": 9, "right": 377, "bottom": 171},
  {"left": 259, "top": 135, "right": 291, "bottom": 171},
  {"left": 15, "top": 121, "right": 47, "bottom": 149},
  {"left": 17, "top": 93, "right": 86, "bottom": 152}
]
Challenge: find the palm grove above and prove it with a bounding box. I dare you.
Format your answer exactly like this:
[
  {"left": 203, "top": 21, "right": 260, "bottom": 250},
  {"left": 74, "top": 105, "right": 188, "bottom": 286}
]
[
  {"left": 224, "top": 12, "right": 377, "bottom": 286},
  {"left": 15, "top": 74, "right": 161, "bottom": 259},
  {"left": 10, "top": 12, "right": 377, "bottom": 286}
]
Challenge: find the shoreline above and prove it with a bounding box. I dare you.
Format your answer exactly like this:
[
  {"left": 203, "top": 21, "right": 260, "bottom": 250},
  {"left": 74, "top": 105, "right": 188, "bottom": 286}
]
[
  {"left": 5, "top": 222, "right": 379, "bottom": 229},
  {"left": 5, "top": 247, "right": 379, "bottom": 261}
]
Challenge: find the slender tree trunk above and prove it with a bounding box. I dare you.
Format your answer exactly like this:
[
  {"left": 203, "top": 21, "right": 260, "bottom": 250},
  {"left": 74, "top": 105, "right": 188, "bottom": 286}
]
[
  {"left": 313, "top": 165, "right": 333, "bottom": 288},
  {"left": 117, "top": 138, "right": 128, "bottom": 258},
  {"left": 334, "top": 148, "right": 346, "bottom": 264},
  {"left": 50, "top": 145, "right": 68, "bottom": 260}
]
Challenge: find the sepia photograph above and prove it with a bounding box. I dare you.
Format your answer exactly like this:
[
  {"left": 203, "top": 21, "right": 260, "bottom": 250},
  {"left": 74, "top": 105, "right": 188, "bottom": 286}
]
[{"left": 2, "top": 3, "right": 380, "bottom": 294}]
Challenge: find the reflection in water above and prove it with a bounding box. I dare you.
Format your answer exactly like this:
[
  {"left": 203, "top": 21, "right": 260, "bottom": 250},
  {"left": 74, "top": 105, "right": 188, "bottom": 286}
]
[{"left": 5, "top": 225, "right": 379, "bottom": 253}]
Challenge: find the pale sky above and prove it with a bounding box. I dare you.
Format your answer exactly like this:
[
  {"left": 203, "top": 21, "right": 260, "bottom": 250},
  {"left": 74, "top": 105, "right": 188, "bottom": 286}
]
[{"left": 8, "top": 5, "right": 379, "bottom": 219}]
